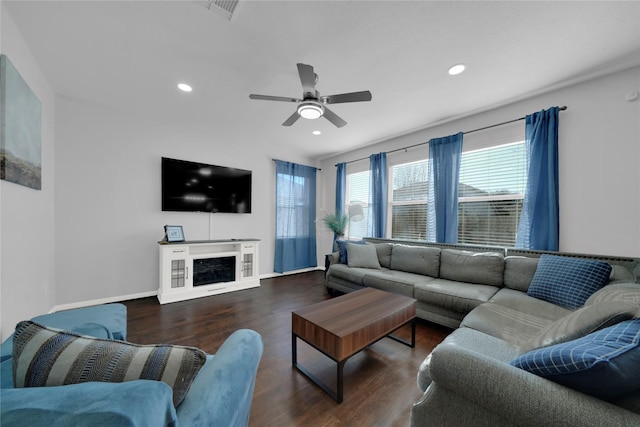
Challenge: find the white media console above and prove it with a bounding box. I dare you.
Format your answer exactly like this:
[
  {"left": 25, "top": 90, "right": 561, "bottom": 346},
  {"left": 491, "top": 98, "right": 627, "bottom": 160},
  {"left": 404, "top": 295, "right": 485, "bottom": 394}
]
[{"left": 158, "top": 239, "right": 260, "bottom": 304}]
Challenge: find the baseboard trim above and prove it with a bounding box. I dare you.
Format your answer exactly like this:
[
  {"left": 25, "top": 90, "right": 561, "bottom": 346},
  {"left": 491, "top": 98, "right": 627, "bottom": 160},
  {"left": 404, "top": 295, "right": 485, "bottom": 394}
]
[
  {"left": 50, "top": 291, "right": 158, "bottom": 313},
  {"left": 260, "top": 267, "right": 324, "bottom": 279},
  {"left": 50, "top": 268, "right": 324, "bottom": 313}
]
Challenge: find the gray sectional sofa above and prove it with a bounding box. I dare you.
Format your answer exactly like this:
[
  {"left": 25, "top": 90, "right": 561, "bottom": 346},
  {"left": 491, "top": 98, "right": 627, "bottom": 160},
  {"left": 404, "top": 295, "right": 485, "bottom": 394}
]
[{"left": 324, "top": 238, "right": 640, "bottom": 426}]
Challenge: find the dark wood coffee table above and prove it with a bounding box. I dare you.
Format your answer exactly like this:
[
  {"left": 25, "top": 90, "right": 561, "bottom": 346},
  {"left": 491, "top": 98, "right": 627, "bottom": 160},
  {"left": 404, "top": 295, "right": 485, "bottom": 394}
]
[{"left": 291, "top": 287, "right": 416, "bottom": 403}]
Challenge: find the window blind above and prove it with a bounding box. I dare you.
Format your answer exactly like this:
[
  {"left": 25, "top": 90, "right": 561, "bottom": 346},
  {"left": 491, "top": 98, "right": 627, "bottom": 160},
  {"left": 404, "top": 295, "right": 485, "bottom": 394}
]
[
  {"left": 458, "top": 141, "right": 526, "bottom": 246},
  {"left": 347, "top": 170, "right": 370, "bottom": 239},
  {"left": 275, "top": 173, "right": 309, "bottom": 238},
  {"left": 391, "top": 160, "right": 428, "bottom": 240}
]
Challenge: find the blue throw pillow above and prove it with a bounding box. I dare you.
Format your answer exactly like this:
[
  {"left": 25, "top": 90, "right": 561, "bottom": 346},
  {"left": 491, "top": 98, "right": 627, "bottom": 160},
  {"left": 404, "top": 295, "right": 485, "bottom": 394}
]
[
  {"left": 509, "top": 319, "right": 640, "bottom": 400},
  {"left": 527, "top": 255, "right": 612, "bottom": 309},
  {"left": 335, "top": 239, "right": 366, "bottom": 264}
]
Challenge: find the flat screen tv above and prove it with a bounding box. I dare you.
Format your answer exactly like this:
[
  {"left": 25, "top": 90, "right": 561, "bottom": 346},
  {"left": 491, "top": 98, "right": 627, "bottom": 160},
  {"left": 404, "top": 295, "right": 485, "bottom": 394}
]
[{"left": 162, "top": 157, "right": 251, "bottom": 213}]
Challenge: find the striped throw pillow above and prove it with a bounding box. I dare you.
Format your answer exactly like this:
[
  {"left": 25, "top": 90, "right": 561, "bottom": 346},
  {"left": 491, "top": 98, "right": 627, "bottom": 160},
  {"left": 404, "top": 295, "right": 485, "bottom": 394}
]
[{"left": 12, "top": 321, "right": 206, "bottom": 407}]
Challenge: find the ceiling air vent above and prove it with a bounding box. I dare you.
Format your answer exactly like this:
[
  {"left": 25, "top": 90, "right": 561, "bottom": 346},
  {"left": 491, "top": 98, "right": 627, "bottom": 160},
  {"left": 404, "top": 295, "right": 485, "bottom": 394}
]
[{"left": 208, "top": 0, "right": 240, "bottom": 21}]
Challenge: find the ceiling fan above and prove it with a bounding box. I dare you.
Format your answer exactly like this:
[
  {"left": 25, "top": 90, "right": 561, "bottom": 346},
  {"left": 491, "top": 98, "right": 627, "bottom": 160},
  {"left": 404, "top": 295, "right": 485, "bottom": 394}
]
[{"left": 249, "top": 63, "right": 372, "bottom": 128}]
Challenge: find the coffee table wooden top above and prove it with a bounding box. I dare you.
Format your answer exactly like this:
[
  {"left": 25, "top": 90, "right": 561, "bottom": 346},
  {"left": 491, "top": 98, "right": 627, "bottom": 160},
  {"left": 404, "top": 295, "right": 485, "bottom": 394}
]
[{"left": 292, "top": 288, "right": 416, "bottom": 361}]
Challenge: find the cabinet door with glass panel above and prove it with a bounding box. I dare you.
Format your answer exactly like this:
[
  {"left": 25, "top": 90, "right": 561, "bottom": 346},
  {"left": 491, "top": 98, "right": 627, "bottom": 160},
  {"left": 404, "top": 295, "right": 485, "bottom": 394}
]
[
  {"left": 162, "top": 246, "right": 192, "bottom": 291},
  {"left": 240, "top": 242, "right": 258, "bottom": 280}
]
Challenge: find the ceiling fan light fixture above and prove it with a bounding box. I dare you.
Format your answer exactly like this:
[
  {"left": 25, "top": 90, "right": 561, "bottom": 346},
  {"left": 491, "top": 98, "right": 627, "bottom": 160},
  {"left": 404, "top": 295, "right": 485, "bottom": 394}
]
[
  {"left": 448, "top": 64, "right": 466, "bottom": 75},
  {"left": 298, "top": 101, "right": 324, "bottom": 119}
]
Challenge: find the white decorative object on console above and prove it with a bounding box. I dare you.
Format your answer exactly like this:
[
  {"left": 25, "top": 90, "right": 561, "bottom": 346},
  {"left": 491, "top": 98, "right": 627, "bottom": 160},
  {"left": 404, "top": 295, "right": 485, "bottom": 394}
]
[{"left": 158, "top": 239, "right": 260, "bottom": 304}]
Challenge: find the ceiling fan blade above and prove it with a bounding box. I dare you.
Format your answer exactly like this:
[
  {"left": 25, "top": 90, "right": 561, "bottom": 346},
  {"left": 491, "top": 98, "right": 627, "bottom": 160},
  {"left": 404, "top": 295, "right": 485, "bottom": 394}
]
[
  {"left": 322, "top": 107, "right": 347, "bottom": 128},
  {"left": 323, "top": 90, "right": 372, "bottom": 104},
  {"left": 282, "top": 111, "right": 301, "bottom": 126},
  {"left": 249, "top": 94, "right": 301, "bottom": 103},
  {"left": 297, "top": 63, "right": 316, "bottom": 97}
]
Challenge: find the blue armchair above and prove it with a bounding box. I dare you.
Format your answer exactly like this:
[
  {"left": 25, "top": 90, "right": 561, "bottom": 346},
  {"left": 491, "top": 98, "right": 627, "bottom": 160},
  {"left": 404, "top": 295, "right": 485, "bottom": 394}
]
[{"left": 0, "top": 304, "right": 263, "bottom": 427}]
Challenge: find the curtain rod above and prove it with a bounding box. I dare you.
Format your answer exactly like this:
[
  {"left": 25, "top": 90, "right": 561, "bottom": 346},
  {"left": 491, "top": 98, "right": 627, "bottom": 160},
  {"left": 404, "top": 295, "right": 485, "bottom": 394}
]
[
  {"left": 272, "top": 158, "right": 321, "bottom": 171},
  {"left": 335, "top": 106, "right": 567, "bottom": 166}
]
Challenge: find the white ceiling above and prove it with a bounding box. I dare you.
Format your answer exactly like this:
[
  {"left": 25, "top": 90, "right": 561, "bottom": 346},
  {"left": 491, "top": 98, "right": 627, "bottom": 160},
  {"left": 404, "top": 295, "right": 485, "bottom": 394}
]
[{"left": 5, "top": 1, "right": 640, "bottom": 159}]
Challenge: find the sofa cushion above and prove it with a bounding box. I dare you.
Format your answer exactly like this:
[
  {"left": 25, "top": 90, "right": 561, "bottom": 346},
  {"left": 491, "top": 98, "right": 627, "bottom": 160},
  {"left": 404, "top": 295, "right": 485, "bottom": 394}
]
[
  {"left": 374, "top": 243, "right": 393, "bottom": 268},
  {"left": 326, "top": 276, "right": 367, "bottom": 294},
  {"left": 347, "top": 243, "right": 382, "bottom": 269},
  {"left": 439, "top": 249, "right": 504, "bottom": 287},
  {"left": 416, "top": 302, "right": 466, "bottom": 329},
  {"left": 327, "top": 264, "right": 372, "bottom": 286},
  {"left": 461, "top": 302, "right": 556, "bottom": 347},
  {"left": 527, "top": 255, "right": 612, "bottom": 309},
  {"left": 414, "top": 279, "right": 500, "bottom": 314},
  {"left": 336, "top": 239, "right": 366, "bottom": 264},
  {"left": 463, "top": 288, "right": 571, "bottom": 346},
  {"left": 503, "top": 256, "right": 539, "bottom": 292},
  {"left": 489, "top": 288, "right": 572, "bottom": 322},
  {"left": 389, "top": 245, "right": 441, "bottom": 277},
  {"left": 363, "top": 270, "right": 433, "bottom": 298},
  {"left": 12, "top": 321, "right": 206, "bottom": 407},
  {"left": 518, "top": 301, "right": 639, "bottom": 354},
  {"left": 510, "top": 319, "right": 640, "bottom": 401}
]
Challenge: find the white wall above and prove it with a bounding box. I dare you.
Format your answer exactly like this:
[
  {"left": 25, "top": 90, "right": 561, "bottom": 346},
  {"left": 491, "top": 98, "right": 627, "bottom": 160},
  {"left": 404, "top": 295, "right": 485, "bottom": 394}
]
[
  {"left": 319, "top": 66, "right": 640, "bottom": 259},
  {"left": 1, "top": 6, "right": 56, "bottom": 339},
  {"left": 54, "top": 95, "right": 319, "bottom": 306}
]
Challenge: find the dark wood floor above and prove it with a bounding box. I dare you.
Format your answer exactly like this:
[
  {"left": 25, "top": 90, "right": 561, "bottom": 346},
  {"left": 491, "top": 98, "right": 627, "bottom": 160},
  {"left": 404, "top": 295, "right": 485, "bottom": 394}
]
[{"left": 124, "top": 271, "right": 452, "bottom": 426}]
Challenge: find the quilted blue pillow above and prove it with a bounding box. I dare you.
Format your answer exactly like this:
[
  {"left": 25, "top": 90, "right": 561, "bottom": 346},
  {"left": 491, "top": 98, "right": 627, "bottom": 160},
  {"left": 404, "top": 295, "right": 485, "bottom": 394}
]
[
  {"left": 335, "top": 239, "right": 366, "bottom": 264},
  {"left": 509, "top": 319, "right": 640, "bottom": 400},
  {"left": 527, "top": 255, "right": 612, "bottom": 309}
]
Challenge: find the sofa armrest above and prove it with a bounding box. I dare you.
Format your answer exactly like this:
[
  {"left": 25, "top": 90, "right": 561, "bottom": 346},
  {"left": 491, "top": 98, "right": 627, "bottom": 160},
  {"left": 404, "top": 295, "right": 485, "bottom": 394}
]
[
  {"left": 427, "top": 342, "right": 640, "bottom": 426},
  {"left": 325, "top": 252, "right": 340, "bottom": 270},
  {"left": 176, "top": 329, "right": 263, "bottom": 427}
]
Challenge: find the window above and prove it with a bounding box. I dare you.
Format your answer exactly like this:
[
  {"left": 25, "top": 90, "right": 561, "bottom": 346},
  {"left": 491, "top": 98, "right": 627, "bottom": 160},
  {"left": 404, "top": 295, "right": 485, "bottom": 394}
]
[
  {"left": 458, "top": 141, "right": 526, "bottom": 246},
  {"left": 346, "top": 170, "right": 369, "bottom": 240},
  {"left": 274, "top": 160, "right": 317, "bottom": 273},
  {"left": 390, "top": 160, "right": 428, "bottom": 240},
  {"left": 388, "top": 134, "right": 526, "bottom": 246},
  {"left": 364, "top": 121, "right": 525, "bottom": 246},
  {"left": 276, "top": 173, "right": 311, "bottom": 238}
]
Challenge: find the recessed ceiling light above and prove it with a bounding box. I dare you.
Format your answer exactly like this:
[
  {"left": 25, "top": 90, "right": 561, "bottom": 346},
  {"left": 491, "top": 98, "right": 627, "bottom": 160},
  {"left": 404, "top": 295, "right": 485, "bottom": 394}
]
[
  {"left": 312, "top": 130, "right": 322, "bottom": 135},
  {"left": 177, "top": 83, "right": 192, "bottom": 92},
  {"left": 448, "top": 64, "right": 466, "bottom": 75}
]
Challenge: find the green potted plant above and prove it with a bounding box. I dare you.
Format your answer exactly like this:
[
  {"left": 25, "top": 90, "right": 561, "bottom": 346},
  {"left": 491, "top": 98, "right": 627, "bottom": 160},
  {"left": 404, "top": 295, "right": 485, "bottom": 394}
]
[{"left": 323, "top": 213, "right": 349, "bottom": 249}]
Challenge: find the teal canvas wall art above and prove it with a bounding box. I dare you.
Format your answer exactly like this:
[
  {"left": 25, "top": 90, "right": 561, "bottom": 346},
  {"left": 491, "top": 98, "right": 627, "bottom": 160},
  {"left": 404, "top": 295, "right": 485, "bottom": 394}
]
[{"left": 0, "top": 54, "right": 42, "bottom": 190}]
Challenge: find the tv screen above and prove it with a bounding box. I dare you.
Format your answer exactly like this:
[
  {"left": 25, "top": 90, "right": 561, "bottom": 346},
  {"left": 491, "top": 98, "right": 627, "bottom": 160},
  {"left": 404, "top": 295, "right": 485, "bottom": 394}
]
[{"left": 162, "top": 157, "right": 251, "bottom": 213}]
